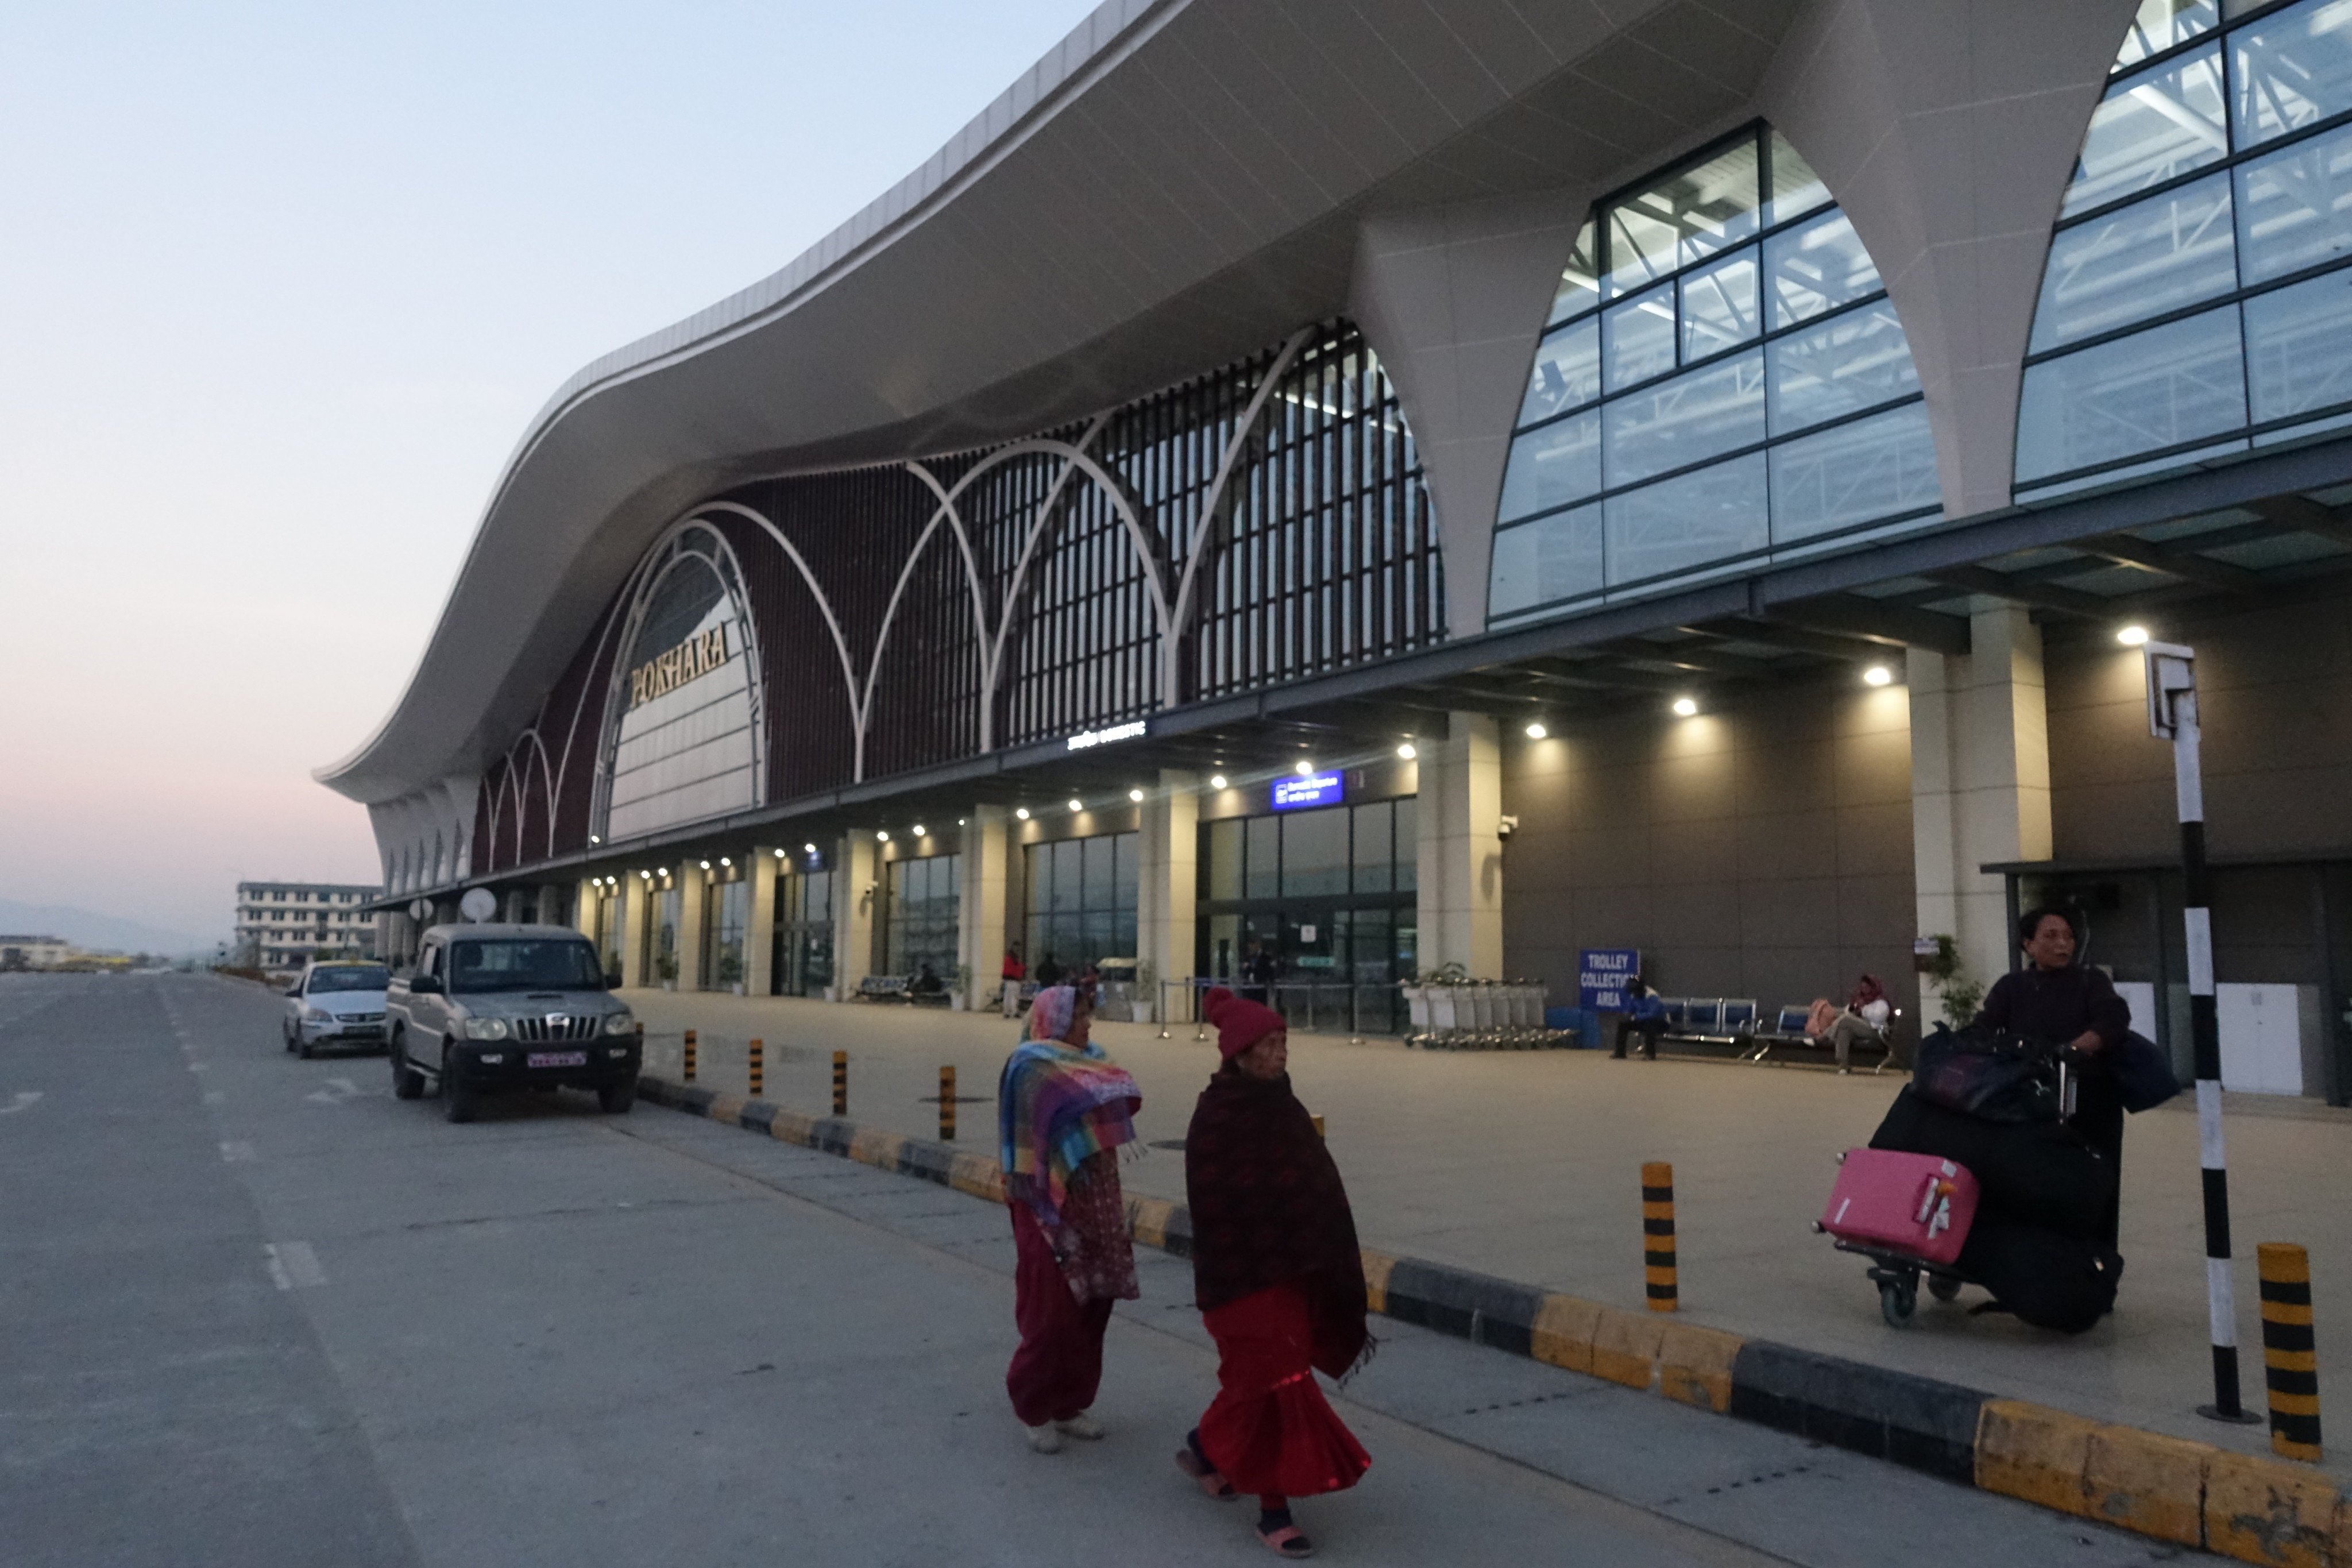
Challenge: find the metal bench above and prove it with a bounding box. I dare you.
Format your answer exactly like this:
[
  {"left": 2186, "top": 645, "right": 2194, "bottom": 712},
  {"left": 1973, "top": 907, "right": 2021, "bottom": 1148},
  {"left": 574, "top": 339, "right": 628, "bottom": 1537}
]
[{"left": 855, "top": 975, "right": 912, "bottom": 1002}]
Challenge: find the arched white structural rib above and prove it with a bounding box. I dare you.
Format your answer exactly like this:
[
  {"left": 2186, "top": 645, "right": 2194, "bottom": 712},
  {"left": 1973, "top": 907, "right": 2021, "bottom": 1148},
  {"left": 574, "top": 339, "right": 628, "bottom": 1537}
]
[
  {"left": 1163, "top": 327, "right": 1312, "bottom": 705},
  {"left": 978, "top": 416, "right": 1110, "bottom": 750}
]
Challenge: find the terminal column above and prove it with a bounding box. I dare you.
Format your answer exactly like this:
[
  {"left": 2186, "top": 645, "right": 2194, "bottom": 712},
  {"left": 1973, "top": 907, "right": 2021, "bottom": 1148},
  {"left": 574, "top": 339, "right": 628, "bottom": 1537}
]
[
  {"left": 957, "top": 808, "right": 1009, "bottom": 1011},
  {"left": 677, "top": 867, "right": 708, "bottom": 991},
  {"left": 833, "top": 831, "right": 877, "bottom": 999},
  {"left": 1137, "top": 770, "right": 1200, "bottom": 1023},
  {"left": 572, "top": 879, "right": 598, "bottom": 939},
  {"left": 1909, "top": 605, "right": 2049, "bottom": 1009},
  {"left": 535, "top": 885, "right": 564, "bottom": 926},
  {"left": 745, "top": 847, "right": 779, "bottom": 998},
  {"left": 619, "top": 876, "right": 651, "bottom": 988},
  {"left": 1416, "top": 712, "right": 1504, "bottom": 978}
]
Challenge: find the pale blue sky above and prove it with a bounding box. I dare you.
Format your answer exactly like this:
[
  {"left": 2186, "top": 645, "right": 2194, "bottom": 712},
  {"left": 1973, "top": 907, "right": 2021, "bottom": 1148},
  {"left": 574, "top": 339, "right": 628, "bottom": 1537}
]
[{"left": 0, "top": 1, "right": 1104, "bottom": 944}]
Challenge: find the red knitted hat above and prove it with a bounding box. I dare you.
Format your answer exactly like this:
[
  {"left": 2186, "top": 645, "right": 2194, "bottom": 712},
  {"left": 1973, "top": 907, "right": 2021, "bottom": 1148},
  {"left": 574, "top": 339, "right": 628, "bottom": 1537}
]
[{"left": 1202, "top": 986, "right": 1285, "bottom": 1060}]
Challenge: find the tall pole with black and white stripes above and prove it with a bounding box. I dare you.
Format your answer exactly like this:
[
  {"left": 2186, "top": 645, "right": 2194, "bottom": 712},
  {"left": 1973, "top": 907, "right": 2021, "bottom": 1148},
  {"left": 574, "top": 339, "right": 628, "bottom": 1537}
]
[{"left": 2144, "top": 639, "right": 2258, "bottom": 1424}]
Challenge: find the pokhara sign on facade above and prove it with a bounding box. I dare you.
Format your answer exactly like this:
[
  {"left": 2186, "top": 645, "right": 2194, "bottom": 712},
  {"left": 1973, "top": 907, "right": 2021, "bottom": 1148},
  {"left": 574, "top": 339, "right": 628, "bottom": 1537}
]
[{"left": 627, "top": 627, "right": 728, "bottom": 710}]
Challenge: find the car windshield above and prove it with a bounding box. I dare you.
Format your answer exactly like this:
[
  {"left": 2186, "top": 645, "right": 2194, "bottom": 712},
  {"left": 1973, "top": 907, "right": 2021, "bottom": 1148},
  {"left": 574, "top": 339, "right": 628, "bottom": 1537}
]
[
  {"left": 308, "top": 965, "right": 389, "bottom": 994},
  {"left": 448, "top": 940, "right": 605, "bottom": 994}
]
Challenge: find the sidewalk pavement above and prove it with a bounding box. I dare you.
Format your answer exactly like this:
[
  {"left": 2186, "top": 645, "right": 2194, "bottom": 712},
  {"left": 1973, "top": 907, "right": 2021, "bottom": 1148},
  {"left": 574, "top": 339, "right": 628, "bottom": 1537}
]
[{"left": 618, "top": 987, "right": 2352, "bottom": 1481}]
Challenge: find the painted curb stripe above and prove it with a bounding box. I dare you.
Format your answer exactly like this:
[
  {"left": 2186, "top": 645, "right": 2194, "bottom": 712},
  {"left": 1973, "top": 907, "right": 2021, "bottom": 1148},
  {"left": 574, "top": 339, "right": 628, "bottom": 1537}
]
[{"left": 633, "top": 1073, "right": 2348, "bottom": 1563}]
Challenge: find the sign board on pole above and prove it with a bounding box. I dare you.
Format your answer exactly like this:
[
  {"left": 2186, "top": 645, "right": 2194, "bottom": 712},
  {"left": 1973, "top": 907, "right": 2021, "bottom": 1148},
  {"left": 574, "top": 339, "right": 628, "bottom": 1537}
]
[{"left": 1578, "top": 948, "right": 1641, "bottom": 1011}]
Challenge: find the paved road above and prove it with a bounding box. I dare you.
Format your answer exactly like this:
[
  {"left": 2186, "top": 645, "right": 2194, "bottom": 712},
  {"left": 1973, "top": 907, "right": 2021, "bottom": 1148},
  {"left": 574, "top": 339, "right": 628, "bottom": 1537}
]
[{"left": 0, "top": 974, "right": 2184, "bottom": 1566}]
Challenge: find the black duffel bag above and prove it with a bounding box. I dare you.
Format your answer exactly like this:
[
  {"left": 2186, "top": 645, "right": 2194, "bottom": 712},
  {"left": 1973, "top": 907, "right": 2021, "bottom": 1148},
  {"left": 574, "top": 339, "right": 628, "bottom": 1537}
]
[
  {"left": 1911, "top": 1023, "right": 2065, "bottom": 1124},
  {"left": 1957, "top": 1213, "right": 2123, "bottom": 1334},
  {"left": 1871, "top": 1086, "right": 2115, "bottom": 1241}
]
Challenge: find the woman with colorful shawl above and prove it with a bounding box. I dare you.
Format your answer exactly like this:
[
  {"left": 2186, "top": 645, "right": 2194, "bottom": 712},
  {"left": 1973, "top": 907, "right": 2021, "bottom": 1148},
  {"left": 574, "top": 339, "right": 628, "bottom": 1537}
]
[
  {"left": 998, "top": 983, "right": 1142, "bottom": 1454},
  {"left": 1176, "top": 987, "right": 1371, "bottom": 1561}
]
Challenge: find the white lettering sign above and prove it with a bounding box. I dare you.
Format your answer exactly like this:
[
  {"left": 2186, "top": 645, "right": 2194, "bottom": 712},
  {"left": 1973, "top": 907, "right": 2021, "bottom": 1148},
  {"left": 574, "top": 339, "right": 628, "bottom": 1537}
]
[{"left": 1065, "top": 720, "right": 1148, "bottom": 752}]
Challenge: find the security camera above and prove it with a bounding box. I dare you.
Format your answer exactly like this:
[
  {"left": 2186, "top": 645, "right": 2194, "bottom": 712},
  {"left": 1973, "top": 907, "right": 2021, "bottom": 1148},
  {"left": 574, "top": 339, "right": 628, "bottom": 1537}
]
[{"left": 1497, "top": 815, "right": 1520, "bottom": 839}]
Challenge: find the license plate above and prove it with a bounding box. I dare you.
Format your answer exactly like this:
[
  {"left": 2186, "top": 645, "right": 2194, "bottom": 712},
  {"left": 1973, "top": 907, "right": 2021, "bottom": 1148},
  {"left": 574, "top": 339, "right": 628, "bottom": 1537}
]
[{"left": 527, "top": 1051, "right": 588, "bottom": 1069}]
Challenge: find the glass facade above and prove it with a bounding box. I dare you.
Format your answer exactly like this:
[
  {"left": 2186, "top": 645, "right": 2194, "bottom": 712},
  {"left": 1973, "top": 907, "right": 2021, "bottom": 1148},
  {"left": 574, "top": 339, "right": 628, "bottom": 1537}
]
[
  {"left": 1492, "top": 125, "right": 1936, "bottom": 625},
  {"left": 772, "top": 855, "right": 834, "bottom": 997},
  {"left": 884, "top": 853, "right": 960, "bottom": 981},
  {"left": 1022, "top": 833, "right": 1139, "bottom": 974},
  {"left": 2019, "top": 0, "right": 2352, "bottom": 495},
  {"left": 702, "top": 875, "right": 747, "bottom": 992}
]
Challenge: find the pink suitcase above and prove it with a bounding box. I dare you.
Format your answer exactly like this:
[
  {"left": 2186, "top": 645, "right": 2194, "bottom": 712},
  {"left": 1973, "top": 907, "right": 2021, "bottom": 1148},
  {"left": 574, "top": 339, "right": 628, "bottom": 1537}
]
[{"left": 1820, "top": 1149, "right": 1979, "bottom": 1266}]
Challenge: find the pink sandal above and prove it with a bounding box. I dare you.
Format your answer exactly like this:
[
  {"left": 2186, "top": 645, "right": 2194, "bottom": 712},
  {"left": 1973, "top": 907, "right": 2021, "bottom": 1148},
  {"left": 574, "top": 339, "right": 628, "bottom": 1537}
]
[
  {"left": 1174, "top": 1446, "right": 1238, "bottom": 1500},
  {"left": 1257, "top": 1522, "right": 1315, "bottom": 1559}
]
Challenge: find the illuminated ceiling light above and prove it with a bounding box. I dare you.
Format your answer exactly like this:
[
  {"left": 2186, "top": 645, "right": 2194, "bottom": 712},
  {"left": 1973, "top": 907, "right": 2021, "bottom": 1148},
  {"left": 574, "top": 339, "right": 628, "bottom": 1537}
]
[
  {"left": 1294, "top": 760, "right": 1314, "bottom": 776},
  {"left": 957, "top": 817, "right": 967, "bottom": 826},
  {"left": 718, "top": 857, "right": 731, "bottom": 867},
  {"left": 588, "top": 835, "right": 601, "bottom": 845},
  {"left": 1396, "top": 742, "right": 1416, "bottom": 760},
  {"left": 1067, "top": 798, "right": 1085, "bottom": 812},
  {"left": 1128, "top": 787, "right": 1145, "bottom": 802},
  {"left": 1863, "top": 665, "right": 1894, "bottom": 687},
  {"left": 1524, "top": 722, "right": 1547, "bottom": 740},
  {"left": 912, "top": 825, "right": 926, "bottom": 837},
  {"left": 657, "top": 867, "right": 670, "bottom": 876},
  {"left": 802, "top": 843, "right": 816, "bottom": 853},
  {"left": 698, "top": 860, "right": 710, "bottom": 870},
  {"left": 1671, "top": 697, "right": 1699, "bottom": 718},
  {"left": 1015, "top": 807, "right": 1031, "bottom": 820},
  {"left": 1209, "top": 774, "right": 1229, "bottom": 790},
  {"left": 773, "top": 848, "right": 786, "bottom": 858},
  {"left": 2117, "top": 624, "right": 2150, "bottom": 647},
  {"left": 639, "top": 870, "right": 651, "bottom": 880},
  {"left": 875, "top": 831, "right": 890, "bottom": 843}
]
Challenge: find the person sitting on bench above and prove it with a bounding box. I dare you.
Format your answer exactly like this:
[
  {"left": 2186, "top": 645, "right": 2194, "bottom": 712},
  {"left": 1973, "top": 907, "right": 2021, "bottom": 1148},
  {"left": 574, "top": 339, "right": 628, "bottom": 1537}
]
[
  {"left": 1804, "top": 976, "right": 1890, "bottom": 1073},
  {"left": 1612, "top": 979, "right": 1667, "bottom": 1060}
]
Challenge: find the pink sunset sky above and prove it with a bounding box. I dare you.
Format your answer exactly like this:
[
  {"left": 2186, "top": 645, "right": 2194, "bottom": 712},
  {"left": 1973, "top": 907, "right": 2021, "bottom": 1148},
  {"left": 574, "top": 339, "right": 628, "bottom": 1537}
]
[{"left": 0, "top": 1, "right": 1100, "bottom": 948}]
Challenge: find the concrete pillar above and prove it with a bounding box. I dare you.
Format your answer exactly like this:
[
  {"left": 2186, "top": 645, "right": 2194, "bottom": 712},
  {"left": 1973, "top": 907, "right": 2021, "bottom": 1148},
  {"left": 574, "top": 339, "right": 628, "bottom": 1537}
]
[
  {"left": 1909, "top": 605, "right": 2050, "bottom": 1012},
  {"left": 957, "top": 808, "right": 1009, "bottom": 1011},
  {"left": 573, "top": 879, "right": 598, "bottom": 940},
  {"left": 620, "top": 877, "right": 650, "bottom": 988},
  {"left": 833, "top": 831, "right": 877, "bottom": 999},
  {"left": 746, "top": 847, "right": 779, "bottom": 998},
  {"left": 535, "top": 884, "right": 563, "bottom": 926},
  {"left": 1416, "top": 712, "right": 1504, "bottom": 978},
  {"left": 677, "top": 869, "right": 708, "bottom": 991},
  {"left": 503, "top": 888, "right": 530, "bottom": 924},
  {"left": 1137, "top": 770, "right": 1201, "bottom": 1019}
]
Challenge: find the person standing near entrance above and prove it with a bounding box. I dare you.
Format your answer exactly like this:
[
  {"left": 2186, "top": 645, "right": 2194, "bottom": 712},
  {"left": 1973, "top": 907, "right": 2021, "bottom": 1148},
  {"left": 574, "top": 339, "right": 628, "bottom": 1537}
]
[
  {"left": 1178, "top": 987, "right": 1372, "bottom": 1559},
  {"left": 998, "top": 984, "right": 1143, "bottom": 1453}
]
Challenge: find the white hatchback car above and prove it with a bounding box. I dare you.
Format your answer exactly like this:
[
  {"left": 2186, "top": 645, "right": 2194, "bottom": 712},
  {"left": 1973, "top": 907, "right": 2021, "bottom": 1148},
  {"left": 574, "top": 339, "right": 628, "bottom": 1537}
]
[{"left": 282, "top": 960, "right": 392, "bottom": 1058}]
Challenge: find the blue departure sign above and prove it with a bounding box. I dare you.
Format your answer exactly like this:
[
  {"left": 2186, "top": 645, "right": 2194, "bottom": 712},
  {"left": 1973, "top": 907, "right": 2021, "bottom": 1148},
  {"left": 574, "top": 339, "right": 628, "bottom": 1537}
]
[
  {"left": 1578, "top": 948, "right": 1642, "bottom": 1011},
  {"left": 1271, "top": 771, "right": 1345, "bottom": 810}
]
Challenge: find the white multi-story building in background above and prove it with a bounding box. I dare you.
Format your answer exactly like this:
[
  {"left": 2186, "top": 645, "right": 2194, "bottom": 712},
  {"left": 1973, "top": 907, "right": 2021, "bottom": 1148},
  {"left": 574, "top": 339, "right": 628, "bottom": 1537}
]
[{"left": 234, "top": 882, "right": 381, "bottom": 969}]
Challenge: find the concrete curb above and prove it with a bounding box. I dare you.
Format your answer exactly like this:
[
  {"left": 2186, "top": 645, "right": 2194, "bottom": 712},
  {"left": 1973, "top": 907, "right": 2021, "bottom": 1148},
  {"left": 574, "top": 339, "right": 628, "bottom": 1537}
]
[{"left": 637, "top": 1072, "right": 2346, "bottom": 1564}]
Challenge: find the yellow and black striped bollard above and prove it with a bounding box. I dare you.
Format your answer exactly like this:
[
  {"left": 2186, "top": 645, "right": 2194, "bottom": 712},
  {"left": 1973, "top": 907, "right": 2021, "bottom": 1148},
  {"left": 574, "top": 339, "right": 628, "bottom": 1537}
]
[
  {"left": 940, "top": 1065, "right": 956, "bottom": 1141},
  {"left": 1643, "top": 1161, "right": 1678, "bottom": 1312},
  {"left": 832, "top": 1050, "right": 848, "bottom": 1117},
  {"left": 682, "top": 1028, "right": 697, "bottom": 1084},
  {"left": 2260, "top": 1242, "right": 2322, "bottom": 1461},
  {"left": 748, "top": 1039, "right": 763, "bottom": 1099}
]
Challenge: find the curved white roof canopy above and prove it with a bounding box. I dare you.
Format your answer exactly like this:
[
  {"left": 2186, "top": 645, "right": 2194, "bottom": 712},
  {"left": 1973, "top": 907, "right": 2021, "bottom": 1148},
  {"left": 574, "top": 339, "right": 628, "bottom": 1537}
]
[{"left": 317, "top": 0, "right": 1794, "bottom": 804}]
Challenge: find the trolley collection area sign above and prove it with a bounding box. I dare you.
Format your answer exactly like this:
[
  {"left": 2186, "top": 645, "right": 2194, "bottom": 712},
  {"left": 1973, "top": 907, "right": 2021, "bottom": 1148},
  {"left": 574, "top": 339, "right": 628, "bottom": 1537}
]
[{"left": 1578, "top": 948, "right": 1642, "bottom": 1011}]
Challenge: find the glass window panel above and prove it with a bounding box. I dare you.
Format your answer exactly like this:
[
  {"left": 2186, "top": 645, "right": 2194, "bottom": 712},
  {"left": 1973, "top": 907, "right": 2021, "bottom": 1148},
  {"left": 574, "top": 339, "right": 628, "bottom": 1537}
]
[
  {"left": 1603, "top": 455, "right": 1770, "bottom": 586},
  {"left": 1049, "top": 839, "right": 1076, "bottom": 910},
  {"left": 2032, "top": 174, "right": 2237, "bottom": 350},
  {"left": 2246, "top": 266, "right": 2352, "bottom": 420},
  {"left": 1768, "top": 402, "right": 1941, "bottom": 542},
  {"left": 2233, "top": 0, "right": 2352, "bottom": 149},
  {"left": 2235, "top": 119, "right": 2352, "bottom": 281},
  {"left": 1488, "top": 504, "right": 1604, "bottom": 617},
  {"left": 1602, "top": 350, "right": 1766, "bottom": 488},
  {"left": 1245, "top": 816, "right": 1279, "bottom": 899},
  {"left": 1393, "top": 798, "right": 1417, "bottom": 891},
  {"left": 1605, "top": 140, "right": 1762, "bottom": 293},
  {"left": 2064, "top": 43, "right": 2226, "bottom": 216},
  {"left": 1768, "top": 303, "right": 1921, "bottom": 432},
  {"left": 1547, "top": 218, "right": 1602, "bottom": 325},
  {"left": 1517, "top": 316, "right": 1600, "bottom": 424},
  {"left": 1351, "top": 801, "right": 1393, "bottom": 895},
  {"left": 2116, "top": 0, "right": 2220, "bottom": 70},
  {"left": 1602, "top": 284, "right": 1677, "bottom": 391},
  {"left": 1766, "top": 130, "right": 1831, "bottom": 225},
  {"left": 1207, "top": 819, "right": 1242, "bottom": 901},
  {"left": 2014, "top": 305, "right": 2248, "bottom": 482},
  {"left": 1764, "top": 211, "right": 1882, "bottom": 329},
  {"left": 1082, "top": 835, "right": 1113, "bottom": 911},
  {"left": 1280, "top": 807, "right": 1349, "bottom": 898},
  {"left": 1497, "top": 410, "right": 1601, "bottom": 523},
  {"left": 1111, "top": 832, "right": 1138, "bottom": 911},
  {"left": 1680, "top": 249, "right": 1762, "bottom": 361}
]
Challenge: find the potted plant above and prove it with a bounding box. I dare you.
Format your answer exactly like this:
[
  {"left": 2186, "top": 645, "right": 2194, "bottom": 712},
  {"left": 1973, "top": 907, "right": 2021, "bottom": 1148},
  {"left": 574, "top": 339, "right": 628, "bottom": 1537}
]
[
  {"left": 949, "top": 962, "right": 971, "bottom": 1010},
  {"left": 1918, "top": 934, "right": 1983, "bottom": 1029},
  {"left": 656, "top": 952, "right": 679, "bottom": 991}
]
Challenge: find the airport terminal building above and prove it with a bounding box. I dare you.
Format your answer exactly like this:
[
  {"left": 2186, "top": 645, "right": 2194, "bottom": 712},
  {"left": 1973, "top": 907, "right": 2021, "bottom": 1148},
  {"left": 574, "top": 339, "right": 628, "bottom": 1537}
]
[{"left": 324, "top": 0, "right": 2352, "bottom": 1088}]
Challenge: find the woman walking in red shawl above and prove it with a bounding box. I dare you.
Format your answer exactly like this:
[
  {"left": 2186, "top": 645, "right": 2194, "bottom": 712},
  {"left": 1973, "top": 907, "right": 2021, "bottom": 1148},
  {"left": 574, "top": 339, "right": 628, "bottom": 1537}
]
[
  {"left": 999, "top": 984, "right": 1142, "bottom": 1454},
  {"left": 1177, "top": 987, "right": 1371, "bottom": 1560}
]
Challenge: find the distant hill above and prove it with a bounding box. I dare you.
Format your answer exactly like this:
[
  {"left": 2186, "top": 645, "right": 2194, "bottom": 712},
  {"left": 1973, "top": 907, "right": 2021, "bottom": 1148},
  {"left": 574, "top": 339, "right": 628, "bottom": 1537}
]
[{"left": 0, "top": 899, "right": 214, "bottom": 958}]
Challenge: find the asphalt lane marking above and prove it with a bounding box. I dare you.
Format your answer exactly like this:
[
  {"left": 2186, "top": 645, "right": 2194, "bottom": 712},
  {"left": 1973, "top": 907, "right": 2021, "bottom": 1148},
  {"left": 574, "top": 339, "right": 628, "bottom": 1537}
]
[
  {"left": 0, "top": 1091, "right": 43, "bottom": 1115},
  {"left": 306, "top": 1077, "right": 367, "bottom": 1104},
  {"left": 262, "top": 1241, "right": 326, "bottom": 1290},
  {"left": 220, "top": 1141, "right": 257, "bottom": 1163}
]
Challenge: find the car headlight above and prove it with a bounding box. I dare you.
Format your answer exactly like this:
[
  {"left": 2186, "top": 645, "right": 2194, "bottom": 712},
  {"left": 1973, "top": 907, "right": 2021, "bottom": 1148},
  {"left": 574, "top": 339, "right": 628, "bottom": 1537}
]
[
  {"left": 476, "top": 1052, "right": 505, "bottom": 1065},
  {"left": 602, "top": 1013, "right": 637, "bottom": 1036},
  {"left": 464, "top": 1017, "right": 510, "bottom": 1041},
  {"left": 303, "top": 1007, "right": 333, "bottom": 1023}
]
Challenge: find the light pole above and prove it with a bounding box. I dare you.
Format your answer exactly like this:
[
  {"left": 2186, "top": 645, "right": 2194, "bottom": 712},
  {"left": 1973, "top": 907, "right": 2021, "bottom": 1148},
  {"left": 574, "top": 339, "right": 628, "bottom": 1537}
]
[{"left": 2143, "top": 638, "right": 2259, "bottom": 1424}]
